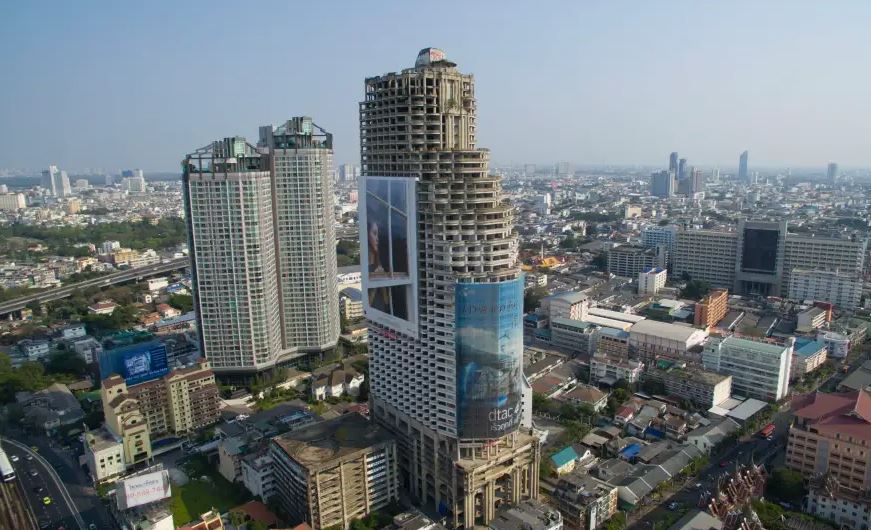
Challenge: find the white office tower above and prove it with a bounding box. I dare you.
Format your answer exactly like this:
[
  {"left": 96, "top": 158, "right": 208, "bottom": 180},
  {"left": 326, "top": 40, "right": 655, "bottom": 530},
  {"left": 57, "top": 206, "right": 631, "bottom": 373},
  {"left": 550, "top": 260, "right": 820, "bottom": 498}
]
[
  {"left": 360, "top": 49, "right": 539, "bottom": 528},
  {"left": 183, "top": 118, "right": 339, "bottom": 376},
  {"left": 42, "top": 165, "right": 71, "bottom": 197}
]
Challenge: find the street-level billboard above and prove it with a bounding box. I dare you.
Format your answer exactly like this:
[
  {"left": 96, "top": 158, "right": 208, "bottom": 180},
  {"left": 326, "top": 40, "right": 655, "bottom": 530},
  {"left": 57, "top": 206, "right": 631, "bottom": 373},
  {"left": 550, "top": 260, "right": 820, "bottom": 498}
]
[
  {"left": 455, "top": 278, "right": 524, "bottom": 439},
  {"left": 115, "top": 469, "right": 171, "bottom": 510},
  {"left": 359, "top": 175, "right": 418, "bottom": 337}
]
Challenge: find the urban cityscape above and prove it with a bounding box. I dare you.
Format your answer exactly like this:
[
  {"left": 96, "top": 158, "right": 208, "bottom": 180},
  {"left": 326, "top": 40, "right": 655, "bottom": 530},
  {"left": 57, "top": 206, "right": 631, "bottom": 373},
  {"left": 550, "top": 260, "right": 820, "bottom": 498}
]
[{"left": 2, "top": 3, "right": 871, "bottom": 530}]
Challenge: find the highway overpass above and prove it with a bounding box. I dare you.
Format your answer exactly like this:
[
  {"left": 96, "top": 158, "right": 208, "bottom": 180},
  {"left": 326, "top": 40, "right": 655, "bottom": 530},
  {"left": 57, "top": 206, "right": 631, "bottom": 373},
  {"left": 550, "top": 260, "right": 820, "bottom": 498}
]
[{"left": 0, "top": 257, "right": 191, "bottom": 317}]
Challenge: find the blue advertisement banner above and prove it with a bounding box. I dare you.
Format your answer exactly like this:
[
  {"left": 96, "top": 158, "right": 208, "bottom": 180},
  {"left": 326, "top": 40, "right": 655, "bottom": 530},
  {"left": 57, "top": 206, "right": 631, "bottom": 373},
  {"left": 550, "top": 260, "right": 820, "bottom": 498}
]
[{"left": 455, "top": 278, "right": 524, "bottom": 439}]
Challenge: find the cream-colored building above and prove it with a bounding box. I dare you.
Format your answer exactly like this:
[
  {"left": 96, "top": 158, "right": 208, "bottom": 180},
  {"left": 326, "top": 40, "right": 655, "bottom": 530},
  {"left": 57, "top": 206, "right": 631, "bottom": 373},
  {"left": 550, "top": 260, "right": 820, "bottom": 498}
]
[
  {"left": 102, "top": 379, "right": 152, "bottom": 465},
  {"left": 628, "top": 319, "right": 708, "bottom": 363},
  {"left": 84, "top": 427, "right": 126, "bottom": 482}
]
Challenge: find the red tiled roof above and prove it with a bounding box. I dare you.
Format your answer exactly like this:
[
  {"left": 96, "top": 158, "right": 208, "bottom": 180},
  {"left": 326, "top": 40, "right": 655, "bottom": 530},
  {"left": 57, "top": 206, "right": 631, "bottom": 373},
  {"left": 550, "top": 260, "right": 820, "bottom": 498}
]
[
  {"left": 792, "top": 391, "right": 871, "bottom": 441},
  {"left": 230, "top": 500, "right": 279, "bottom": 526},
  {"left": 531, "top": 375, "right": 565, "bottom": 395}
]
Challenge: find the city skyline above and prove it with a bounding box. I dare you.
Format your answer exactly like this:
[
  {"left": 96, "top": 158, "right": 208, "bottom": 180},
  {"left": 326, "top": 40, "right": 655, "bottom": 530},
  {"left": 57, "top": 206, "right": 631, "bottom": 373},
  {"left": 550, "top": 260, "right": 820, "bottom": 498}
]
[{"left": 2, "top": 1, "right": 871, "bottom": 171}]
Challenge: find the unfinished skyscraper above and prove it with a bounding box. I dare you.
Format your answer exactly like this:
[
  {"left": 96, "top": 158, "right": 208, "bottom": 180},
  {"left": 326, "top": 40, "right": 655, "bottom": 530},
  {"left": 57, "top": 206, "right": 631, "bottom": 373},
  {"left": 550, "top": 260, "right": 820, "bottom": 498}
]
[{"left": 359, "top": 48, "right": 539, "bottom": 528}]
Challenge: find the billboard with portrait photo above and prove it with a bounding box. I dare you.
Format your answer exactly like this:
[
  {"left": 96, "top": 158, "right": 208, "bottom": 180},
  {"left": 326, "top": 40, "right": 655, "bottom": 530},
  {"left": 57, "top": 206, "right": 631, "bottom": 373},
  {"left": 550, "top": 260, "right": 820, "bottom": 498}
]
[
  {"left": 360, "top": 176, "right": 418, "bottom": 337},
  {"left": 455, "top": 278, "right": 524, "bottom": 439}
]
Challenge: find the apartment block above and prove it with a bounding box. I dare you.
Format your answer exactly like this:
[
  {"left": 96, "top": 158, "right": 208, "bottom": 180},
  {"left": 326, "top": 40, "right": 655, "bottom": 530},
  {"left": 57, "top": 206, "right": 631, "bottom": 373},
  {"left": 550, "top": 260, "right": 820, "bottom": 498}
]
[
  {"left": 702, "top": 336, "right": 792, "bottom": 401},
  {"left": 607, "top": 245, "right": 666, "bottom": 279},
  {"left": 787, "top": 391, "right": 871, "bottom": 494},
  {"left": 552, "top": 473, "right": 618, "bottom": 530},
  {"left": 638, "top": 267, "right": 666, "bottom": 295},
  {"left": 628, "top": 320, "right": 708, "bottom": 364},
  {"left": 551, "top": 318, "right": 598, "bottom": 357},
  {"left": 693, "top": 289, "right": 728, "bottom": 329},
  {"left": 590, "top": 353, "right": 643, "bottom": 385},
  {"left": 788, "top": 269, "right": 862, "bottom": 311},
  {"left": 101, "top": 361, "right": 220, "bottom": 445},
  {"left": 542, "top": 291, "right": 589, "bottom": 320},
  {"left": 644, "top": 367, "right": 732, "bottom": 408},
  {"left": 791, "top": 338, "right": 828, "bottom": 380},
  {"left": 270, "top": 414, "right": 399, "bottom": 530},
  {"left": 84, "top": 427, "right": 126, "bottom": 482},
  {"left": 674, "top": 229, "right": 737, "bottom": 290}
]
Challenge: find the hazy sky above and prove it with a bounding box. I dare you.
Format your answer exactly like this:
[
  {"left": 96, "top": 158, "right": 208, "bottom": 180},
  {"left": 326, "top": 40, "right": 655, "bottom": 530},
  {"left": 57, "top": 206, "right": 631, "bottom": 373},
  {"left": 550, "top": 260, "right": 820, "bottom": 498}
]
[{"left": 1, "top": 1, "right": 870, "bottom": 172}]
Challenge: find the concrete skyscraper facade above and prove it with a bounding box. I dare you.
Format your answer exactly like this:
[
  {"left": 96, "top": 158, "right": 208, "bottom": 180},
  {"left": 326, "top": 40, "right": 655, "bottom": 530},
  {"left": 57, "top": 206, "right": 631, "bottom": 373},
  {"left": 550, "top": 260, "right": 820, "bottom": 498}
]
[
  {"left": 738, "top": 150, "right": 749, "bottom": 182},
  {"left": 678, "top": 157, "right": 687, "bottom": 181},
  {"left": 359, "top": 48, "right": 539, "bottom": 528},
  {"left": 183, "top": 118, "right": 339, "bottom": 376},
  {"left": 668, "top": 152, "right": 679, "bottom": 175},
  {"left": 650, "top": 170, "right": 674, "bottom": 198}
]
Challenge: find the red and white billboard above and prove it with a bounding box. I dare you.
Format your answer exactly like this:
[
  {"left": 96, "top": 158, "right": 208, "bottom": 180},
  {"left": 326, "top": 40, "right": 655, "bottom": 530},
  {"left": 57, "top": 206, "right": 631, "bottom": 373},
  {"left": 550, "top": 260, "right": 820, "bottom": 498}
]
[{"left": 115, "top": 469, "right": 171, "bottom": 510}]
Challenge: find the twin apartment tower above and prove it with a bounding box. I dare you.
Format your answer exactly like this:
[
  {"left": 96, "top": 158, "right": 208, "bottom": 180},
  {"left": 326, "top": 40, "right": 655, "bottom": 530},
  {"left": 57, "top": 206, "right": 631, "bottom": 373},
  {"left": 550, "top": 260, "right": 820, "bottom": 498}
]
[{"left": 183, "top": 49, "right": 539, "bottom": 527}]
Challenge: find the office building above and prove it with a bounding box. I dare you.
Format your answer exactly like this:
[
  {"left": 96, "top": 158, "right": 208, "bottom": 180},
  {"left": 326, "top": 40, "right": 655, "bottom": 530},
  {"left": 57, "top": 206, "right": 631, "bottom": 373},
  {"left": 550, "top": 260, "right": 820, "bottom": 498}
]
[
  {"left": 542, "top": 291, "right": 589, "bottom": 321},
  {"left": 42, "top": 164, "right": 71, "bottom": 197},
  {"left": 702, "top": 336, "right": 792, "bottom": 401},
  {"left": 102, "top": 361, "right": 219, "bottom": 446},
  {"left": 551, "top": 318, "right": 598, "bottom": 357},
  {"left": 589, "top": 353, "right": 643, "bottom": 385},
  {"left": 607, "top": 245, "right": 666, "bottom": 279},
  {"left": 787, "top": 391, "right": 871, "bottom": 500},
  {"left": 827, "top": 162, "right": 839, "bottom": 183},
  {"left": 650, "top": 170, "right": 674, "bottom": 198},
  {"left": 689, "top": 168, "right": 704, "bottom": 194},
  {"left": 638, "top": 267, "right": 666, "bottom": 295},
  {"left": 668, "top": 152, "right": 678, "bottom": 176},
  {"left": 693, "top": 289, "right": 728, "bottom": 329},
  {"left": 738, "top": 150, "right": 749, "bottom": 182},
  {"left": 0, "top": 193, "right": 26, "bottom": 211},
  {"left": 183, "top": 117, "right": 339, "bottom": 375},
  {"left": 339, "top": 163, "right": 359, "bottom": 182},
  {"left": 359, "top": 49, "right": 540, "bottom": 528},
  {"left": 552, "top": 474, "right": 617, "bottom": 530},
  {"left": 122, "top": 169, "right": 147, "bottom": 193},
  {"left": 788, "top": 269, "right": 862, "bottom": 311},
  {"left": 673, "top": 221, "right": 866, "bottom": 296},
  {"left": 677, "top": 158, "right": 687, "bottom": 181},
  {"left": 270, "top": 414, "right": 399, "bottom": 530}
]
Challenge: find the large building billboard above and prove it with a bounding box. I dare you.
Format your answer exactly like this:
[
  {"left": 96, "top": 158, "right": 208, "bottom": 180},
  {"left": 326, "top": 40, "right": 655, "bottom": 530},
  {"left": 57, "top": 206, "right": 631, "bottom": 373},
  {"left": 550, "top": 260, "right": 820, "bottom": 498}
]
[
  {"left": 115, "top": 469, "right": 171, "bottom": 510},
  {"left": 359, "top": 175, "right": 418, "bottom": 337},
  {"left": 98, "top": 341, "right": 169, "bottom": 386},
  {"left": 455, "top": 278, "right": 524, "bottom": 439}
]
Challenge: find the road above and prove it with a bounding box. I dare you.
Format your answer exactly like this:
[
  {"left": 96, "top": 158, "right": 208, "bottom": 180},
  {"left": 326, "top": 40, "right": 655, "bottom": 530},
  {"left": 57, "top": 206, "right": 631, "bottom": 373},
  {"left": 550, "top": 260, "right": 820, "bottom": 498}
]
[
  {"left": 2, "top": 432, "right": 116, "bottom": 530},
  {"left": 2, "top": 438, "right": 83, "bottom": 530},
  {"left": 0, "top": 257, "right": 189, "bottom": 317}
]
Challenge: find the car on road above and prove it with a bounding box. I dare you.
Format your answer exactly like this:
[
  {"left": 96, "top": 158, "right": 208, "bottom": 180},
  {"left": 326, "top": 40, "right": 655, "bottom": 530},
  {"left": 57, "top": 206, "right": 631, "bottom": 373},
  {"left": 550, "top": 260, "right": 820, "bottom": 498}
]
[
  {"left": 89, "top": 524, "right": 97, "bottom": 530},
  {"left": 29, "top": 469, "right": 39, "bottom": 477},
  {"left": 25, "top": 454, "right": 33, "bottom": 461},
  {"left": 694, "top": 482, "right": 702, "bottom": 489},
  {"left": 10, "top": 454, "right": 19, "bottom": 462},
  {"left": 42, "top": 496, "right": 51, "bottom": 505},
  {"left": 30, "top": 446, "right": 38, "bottom": 452},
  {"left": 32, "top": 485, "right": 44, "bottom": 493},
  {"left": 668, "top": 502, "right": 680, "bottom": 511}
]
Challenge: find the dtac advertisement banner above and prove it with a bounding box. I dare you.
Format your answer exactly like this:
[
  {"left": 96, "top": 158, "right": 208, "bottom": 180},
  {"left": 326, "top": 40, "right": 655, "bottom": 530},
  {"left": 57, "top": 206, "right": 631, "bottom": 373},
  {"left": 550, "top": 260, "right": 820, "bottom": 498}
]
[
  {"left": 455, "top": 278, "right": 524, "bottom": 439},
  {"left": 98, "top": 341, "right": 169, "bottom": 386}
]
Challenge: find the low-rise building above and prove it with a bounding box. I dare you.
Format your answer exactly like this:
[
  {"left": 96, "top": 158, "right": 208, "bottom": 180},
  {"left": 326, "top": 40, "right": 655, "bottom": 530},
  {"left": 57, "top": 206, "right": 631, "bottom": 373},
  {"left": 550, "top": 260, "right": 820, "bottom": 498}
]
[
  {"left": 489, "top": 500, "right": 563, "bottom": 530},
  {"left": 702, "top": 336, "right": 792, "bottom": 402},
  {"left": 819, "top": 330, "right": 850, "bottom": 358},
  {"left": 542, "top": 291, "right": 590, "bottom": 321},
  {"left": 551, "top": 446, "right": 580, "bottom": 476},
  {"left": 270, "top": 414, "right": 399, "bottom": 530},
  {"left": 644, "top": 367, "right": 732, "bottom": 409},
  {"left": 628, "top": 320, "right": 708, "bottom": 363},
  {"left": 838, "top": 360, "right": 871, "bottom": 393},
  {"left": 88, "top": 299, "right": 118, "bottom": 314},
  {"left": 552, "top": 473, "right": 618, "bottom": 530},
  {"left": 686, "top": 418, "right": 740, "bottom": 454},
  {"left": 797, "top": 306, "right": 828, "bottom": 333},
  {"left": 594, "top": 328, "right": 630, "bottom": 358},
  {"left": 60, "top": 323, "right": 87, "bottom": 340},
  {"left": 551, "top": 318, "right": 598, "bottom": 357},
  {"left": 806, "top": 475, "right": 871, "bottom": 530},
  {"left": 17, "top": 339, "right": 50, "bottom": 361},
  {"left": 340, "top": 287, "right": 364, "bottom": 321},
  {"left": 693, "top": 289, "right": 728, "bottom": 329},
  {"left": 638, "top": 267, "right": 666, "bottom": 295},
  {"left": 791, "top": 337, "right": 828, "bottom": 380},
  {"left": 84, "top": 427, "right": 126, "bottom": 482},
  {"left": 15, "top": 382, "right": 85, "bottom": 432},
  {"left": 241, "top": 451, "right": 275, "bottom": 501},
  {"left": 560, "top": 385, "right": 608, "bottom": 412},
  {"left": 590, "top": 353, "right": 643, "bottom": 386}
]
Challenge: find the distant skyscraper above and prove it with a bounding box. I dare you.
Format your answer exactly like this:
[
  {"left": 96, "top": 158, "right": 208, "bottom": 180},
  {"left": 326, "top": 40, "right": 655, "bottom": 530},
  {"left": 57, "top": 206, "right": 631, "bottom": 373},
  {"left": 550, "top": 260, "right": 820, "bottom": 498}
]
[
  {"left": 738, "top": 150, "right": 749, "bottom": 182},
  {"left": 339, "top": 163, "right": 358, "bottom": 182},
  {"left": 651, "top": 170, "right": 674, "bottom": 198},
  {"left": 557, "top": 161, "right": 571, "bottom": 176},
  {"left": 359, "top": 49, "right": 539, "bottom": 527},
  {"left": 678, "top": 158, "right": 687, "bottom": 181},
  {"left": 41, "top": 165, "right": 71, "bottom": 197},
  {"left": 690, "top": 168, "right": 704, "bottom": 194},
  {"left": 827, "top": 162, "right": 839, "bottom": 183},
  {"left": 669, "top": 152, "right": 679, "bottom": 176},
  {"left": 183, "top": 117, "right": 339, "bottom": 375}
]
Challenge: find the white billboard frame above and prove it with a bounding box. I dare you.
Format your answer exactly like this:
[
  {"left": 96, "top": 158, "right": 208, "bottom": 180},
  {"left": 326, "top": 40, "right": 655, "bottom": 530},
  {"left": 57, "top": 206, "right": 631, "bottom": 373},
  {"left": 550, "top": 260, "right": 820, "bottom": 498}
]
[
  {"left": 359, "top": 175, "right": 419, "bottom": 338},
  {"left": 116, "top": 469, "right": 171, "bottom": 510}
]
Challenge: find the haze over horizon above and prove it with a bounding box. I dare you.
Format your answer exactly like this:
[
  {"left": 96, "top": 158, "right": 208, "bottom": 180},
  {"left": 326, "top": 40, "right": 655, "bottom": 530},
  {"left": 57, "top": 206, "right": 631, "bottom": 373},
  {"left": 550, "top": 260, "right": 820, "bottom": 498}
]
[{"left": 1, "top": 1, "right": 869, "bottom": 172}]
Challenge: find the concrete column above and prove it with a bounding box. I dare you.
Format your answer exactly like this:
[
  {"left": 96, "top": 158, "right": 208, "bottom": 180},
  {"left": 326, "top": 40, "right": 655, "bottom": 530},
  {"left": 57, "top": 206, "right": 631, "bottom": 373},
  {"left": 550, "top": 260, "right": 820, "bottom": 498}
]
[
  {"left": 511, "top": 467, "right": 522, "bottom": 502},
  {"left": 483, "top": 481, "right": 496, "bottom": 524}
]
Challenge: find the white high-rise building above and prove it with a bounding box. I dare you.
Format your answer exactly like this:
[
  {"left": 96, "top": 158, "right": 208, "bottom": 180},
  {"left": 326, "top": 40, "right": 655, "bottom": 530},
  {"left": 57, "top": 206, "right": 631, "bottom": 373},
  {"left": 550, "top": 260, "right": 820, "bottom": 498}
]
[
  {"left": 360, "top": 48, "right": 539, "bottom": 528},
  {"left": 42, "top": 165, "right": 71, "bottom": 197},
  {"left": 0, "top": 193, "right": 26, "bottom": 211},
  {"left": 702, "top": 335, "right": 793, "bottom": 401},
  {"left": 788, "top": 269, "right": 862, "bottom": 311},
  {"left": 183, "top": 118, "right": 339, "bottom": 375}
]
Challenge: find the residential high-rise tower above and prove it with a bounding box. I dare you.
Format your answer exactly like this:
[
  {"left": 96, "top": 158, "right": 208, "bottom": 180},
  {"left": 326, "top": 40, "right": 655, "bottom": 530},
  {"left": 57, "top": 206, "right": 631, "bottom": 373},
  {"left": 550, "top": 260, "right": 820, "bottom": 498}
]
[
  {"left": 668, "top": 152, "right": 679, "bottom": 175},
  {"left": 359, "top": 48, "right": 539, "bottom": 528},
  {"left": 42, "top": 164, "right": 71, "bottom": 197},
  {"left": 827, "top": 162, "right": 839, "bottom": 183},
  {"left": 182, "top": 118, "right": 339, "bottom": 375}
]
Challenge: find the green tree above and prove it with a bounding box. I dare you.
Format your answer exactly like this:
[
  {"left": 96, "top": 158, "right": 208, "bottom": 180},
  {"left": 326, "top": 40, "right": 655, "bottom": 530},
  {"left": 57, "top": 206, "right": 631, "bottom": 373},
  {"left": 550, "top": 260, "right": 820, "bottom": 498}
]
[
  {"left": 603, "top": 511, "right": 626, "bottom": 530},
  {"left": 524, "top": 286, "right": 548, "bottom": 313},
  {"left": 765, "top": 468, "right": 806, "bottom": 505},
  {"left": 168, "top": 294, "right": 194, "bottom": 313},
  {"left": 591, "top": 252, "right": 608, "bottom": 272},
  {"left": 45, "top": 350, "right": 89, "bottom": 378},
  {"left": 680, "top": 280, "right": 710, "bottom": 300}
]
